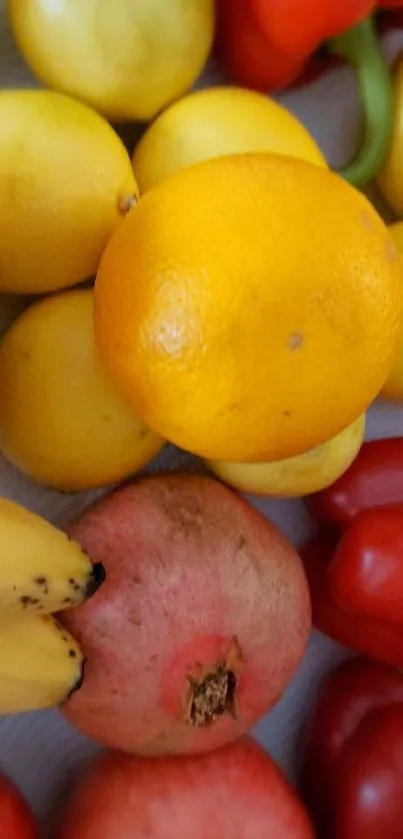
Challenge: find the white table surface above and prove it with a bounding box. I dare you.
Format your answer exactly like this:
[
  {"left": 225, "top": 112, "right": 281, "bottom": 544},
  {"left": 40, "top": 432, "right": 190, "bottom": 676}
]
[{"left": 1, "top": 3, "right": 403, "bottom": 830}]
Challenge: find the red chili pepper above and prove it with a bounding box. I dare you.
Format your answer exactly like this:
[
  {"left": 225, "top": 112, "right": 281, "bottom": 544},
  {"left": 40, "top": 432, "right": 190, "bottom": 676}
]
[
  {"left": 308, "top": 437, "right": 403, "bottom": 528},
  {"left": 301, "top": 532, "right": 403, "bottom": 667},
  {"left": 300, "top": 656, "right": 403, "bottom": 839},
  {"left": 215, "top": 1, "right": 395, "bottom": 186}
]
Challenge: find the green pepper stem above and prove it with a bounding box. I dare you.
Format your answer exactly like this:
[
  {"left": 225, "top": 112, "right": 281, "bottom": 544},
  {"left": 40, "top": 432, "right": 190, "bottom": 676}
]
[{"left": 328, "top": 17, "right": 393, "bottom": 188}]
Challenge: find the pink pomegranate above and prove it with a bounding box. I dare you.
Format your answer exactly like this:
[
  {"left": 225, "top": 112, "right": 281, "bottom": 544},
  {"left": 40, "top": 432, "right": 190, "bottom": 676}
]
[
  {"left": 60, "top": 473, "right": 310, "bottom": 755},
  {"left": 55, "top": 738, "right": 314, "bottom": 839}
]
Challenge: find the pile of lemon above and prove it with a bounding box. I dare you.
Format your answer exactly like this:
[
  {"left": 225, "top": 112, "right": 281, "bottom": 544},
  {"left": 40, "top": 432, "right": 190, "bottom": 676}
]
[{"left": 0, "top": 0, "right": 402, "bottom": 497}]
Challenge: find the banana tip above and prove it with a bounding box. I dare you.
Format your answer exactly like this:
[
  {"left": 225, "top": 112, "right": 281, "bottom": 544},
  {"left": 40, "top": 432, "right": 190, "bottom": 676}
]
[
  {"left": 85, "top": 562, "right": 106, "bottom": 600},
  {"left": 64, "top": 658, "right": 86, "bottom": 705}
]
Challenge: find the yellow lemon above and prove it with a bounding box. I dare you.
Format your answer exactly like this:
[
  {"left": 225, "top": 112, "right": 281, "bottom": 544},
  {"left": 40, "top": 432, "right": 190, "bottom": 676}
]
[
  {"left": 94, "top": 154, "right": 402, "bottom": 462},
  {"left": 132, "top": 85, "right": 326, "bottom": 192},
  {"left": 381, "top": 221, "right": 403, "bottom": 400},
  {"left": 208, "top": 415, "right": 366, "bottom": 498},
  {"left": 0, "top": 289, "right": 164, "bottom": 491},
  {"left": 8, "top": 0, "right": 214, "bottom": 122},
  {"left": 0, "top": 90, "right": 138, "bottom": 295}
]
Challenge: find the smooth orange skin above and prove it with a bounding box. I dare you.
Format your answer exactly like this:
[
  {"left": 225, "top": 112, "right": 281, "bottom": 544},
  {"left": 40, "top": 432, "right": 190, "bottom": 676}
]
[
  {"left": 95, "top": 153, "right": 402, "bottom": 462},
  {"left": 382, "top": 221, "right": 403, "bottom": 401}
]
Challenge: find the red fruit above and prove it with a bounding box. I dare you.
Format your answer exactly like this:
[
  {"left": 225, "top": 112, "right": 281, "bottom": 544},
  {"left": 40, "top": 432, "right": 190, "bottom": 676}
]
[
  {"left": 301, "top": 532, "right": 403, "bottom": 667},
  {"left": 215, "top": 0, "right": 305, "bottom": 91},
  {"left": 60, "top": 473, "right": 310, "bottom": 756},
  {"left": 0, "top": 772, "right": 38, "bottom": 839},
  {"left": 54, "top": 738, "right": 314, "bottom": 839},
  {"left": 300, "top": 657, "right": 403, "bottom": 839},
  {"left": 333, "top": 706, "right": 403, "bottom": 839},
  {"left": 308, "top": 438, "right": 403, "bottom": 528},
  {"left": 328, "top": 505, "right": 403, "bottom": 627}
]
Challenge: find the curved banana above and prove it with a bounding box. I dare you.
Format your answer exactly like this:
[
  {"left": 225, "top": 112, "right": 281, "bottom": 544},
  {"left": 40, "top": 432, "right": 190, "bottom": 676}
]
[
  {"left": 0, "top": 497, "right": 105, "bottom": 615},
  {"left": 0, "top": 614, "right": 84, "bottom": 713}
]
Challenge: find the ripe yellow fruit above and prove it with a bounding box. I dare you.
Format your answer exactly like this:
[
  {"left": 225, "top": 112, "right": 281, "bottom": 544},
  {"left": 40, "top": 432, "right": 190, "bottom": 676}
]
[
  {"left": 381, "top": 221, "right": 403, "bottom": 400},
  {"left": 0, "top": 497, "right": 104, "bottom": 616},
  {"left": 0, "top": 89, "right": 138, "bottom": 294},
  {"left": 377, "top": 57, "right": 403, "bottom": 215},
  {"left": 8, "top": 0, "right": 214, "bottom": 122},
  {"left": 0, "top": 289, "right": 163, "bottom": 491},
  {"left": 0, "top": 614, "right": 84, "bottom": 713},
  {"left": 132, "top": 86, "right": 326, "bottom": 193},
  {"left": 95, "top": 154, "right": 402, "bottom": 463},
  {"left": 208, "top": 415, "right": 366, "bottom": 498}
]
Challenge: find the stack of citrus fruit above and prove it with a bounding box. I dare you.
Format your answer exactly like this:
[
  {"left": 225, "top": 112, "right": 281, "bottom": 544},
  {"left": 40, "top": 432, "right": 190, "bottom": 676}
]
[{"left": 0, "top": 1, "right": 401, "bottom": 498}]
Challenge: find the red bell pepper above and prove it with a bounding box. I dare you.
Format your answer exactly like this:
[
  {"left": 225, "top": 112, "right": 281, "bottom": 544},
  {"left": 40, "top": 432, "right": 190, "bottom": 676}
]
[
  {"left": 301, "top": 531, "right": 403, "bottom": 667},
  {"left": 328, "top": 504, "right": 403, "bottom": 626},
  {"left": 308, "top": 437, "right": 403, "bottom": 528},
  {"left": 300, "top": 656, "right": 403, "bottom": 839},
  {"left": 0, "top": 771, "right": 38, "bottom": 839},
  {"left": 215, "top": 1, "right": 397, "bottom": 186}
]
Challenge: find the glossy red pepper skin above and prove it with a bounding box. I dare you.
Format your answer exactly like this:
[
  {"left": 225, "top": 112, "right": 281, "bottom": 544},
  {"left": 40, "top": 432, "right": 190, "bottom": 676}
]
[
  {"left": 216, "top": 0, "right": 375, "bottom": 92},
  {"left": 300, "top": 657, "right": 403, "bottom": 839},
  {"left": 252, "top": 0, "right": 375, "bottom": 65},
  {"left": 334, "top": 707, "right": 403, "bottom": 839},
  {"left": 216, "top": 1, "right": 403, "bottom": 92},
  {"left": 215, "top": 0, "right": 305, "bottom": 91},
  {"left": 328, "top": 505, "right": 403, "bottom": 626},
  {"left": 0, "top": 773, "right": 38, "bottom": 839},
  {"left": 309, "top": 438, "right": 403, "bottom": 528},
  {"left": 281, "top": 8, "right": 403, "bottom": 90},
  {"left": 301, "top": 533, "right": 403, "bottom": 666}
]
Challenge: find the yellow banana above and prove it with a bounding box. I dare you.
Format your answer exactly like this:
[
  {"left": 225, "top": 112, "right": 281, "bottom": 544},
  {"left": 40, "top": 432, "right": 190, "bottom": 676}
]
[
  {"left": 0, "top": 613, "right": 84, "bottom": 713},
  {"left": 0, "top": 497, "right": 105, "bottom": 615}
]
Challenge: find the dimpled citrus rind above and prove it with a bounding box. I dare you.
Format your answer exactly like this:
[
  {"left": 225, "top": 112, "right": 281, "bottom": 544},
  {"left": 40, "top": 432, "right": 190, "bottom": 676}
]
[{"left": 94, "top": 154, "right": 402, "bottom": 462}]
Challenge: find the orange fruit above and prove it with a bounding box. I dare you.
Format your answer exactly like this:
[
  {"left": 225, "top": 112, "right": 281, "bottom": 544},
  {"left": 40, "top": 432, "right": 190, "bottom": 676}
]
[
  {"left": 94, "top": 154, "right": 402, "bottom": 462},
  {"left": 382, "top": 221, "right": 403, "bottom": 401}
]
